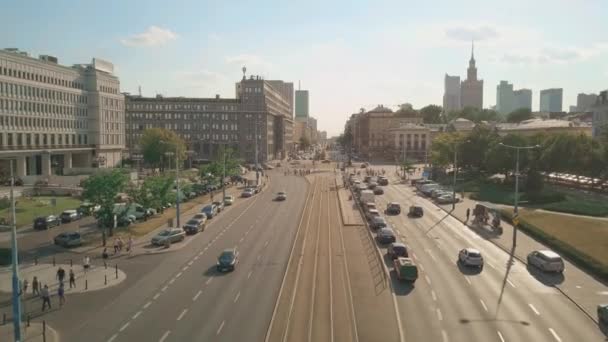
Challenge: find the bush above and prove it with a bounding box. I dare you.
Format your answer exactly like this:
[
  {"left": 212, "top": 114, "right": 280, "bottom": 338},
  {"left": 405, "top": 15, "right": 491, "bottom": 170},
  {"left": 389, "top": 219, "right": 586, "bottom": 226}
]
[
  {"left": 0, "top": 196, "right": 10, "bottom": 210},
  {"left": 521, "top": 190, "right": 565, "bottom": 204}
]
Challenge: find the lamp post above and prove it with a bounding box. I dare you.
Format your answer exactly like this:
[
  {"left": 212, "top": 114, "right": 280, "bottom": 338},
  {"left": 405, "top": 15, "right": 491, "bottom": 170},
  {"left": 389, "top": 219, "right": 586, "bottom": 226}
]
[
  {"left": 452, "top": 139, "right": 471, "bottom": 211},
  {"left": 499, "top": 143, "right": 540, "bottom": 247},
  {"left": 222, "top": 149, "right": 228, "bottom": 201},
  {"left": 164, "top": 145, "right": 181, "bottom": 228}
]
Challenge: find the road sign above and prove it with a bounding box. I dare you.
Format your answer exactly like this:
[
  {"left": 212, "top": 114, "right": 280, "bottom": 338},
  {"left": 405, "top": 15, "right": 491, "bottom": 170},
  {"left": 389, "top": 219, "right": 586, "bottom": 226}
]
[{"left": 512, "top": 214, "right": 519, "bottom": 226}]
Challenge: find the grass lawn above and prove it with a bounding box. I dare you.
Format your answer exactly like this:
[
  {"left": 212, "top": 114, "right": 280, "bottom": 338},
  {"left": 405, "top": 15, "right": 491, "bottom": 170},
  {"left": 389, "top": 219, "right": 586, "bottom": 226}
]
[
  {"left": 0, "top": 196, "right": 82, "bottom": 229},
  {"left": 517, "top": 209, "right": 608, "bottom": 266}
]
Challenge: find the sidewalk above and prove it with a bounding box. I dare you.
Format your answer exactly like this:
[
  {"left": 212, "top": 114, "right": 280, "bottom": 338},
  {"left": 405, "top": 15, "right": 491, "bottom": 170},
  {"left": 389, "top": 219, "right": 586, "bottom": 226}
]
[{"left": 0, "top": 322, "right": 59, "bottom": 342}]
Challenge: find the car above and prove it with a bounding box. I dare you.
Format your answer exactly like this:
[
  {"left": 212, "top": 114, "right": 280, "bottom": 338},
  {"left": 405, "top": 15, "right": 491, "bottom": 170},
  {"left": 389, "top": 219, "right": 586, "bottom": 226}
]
[
  {"left": 370, "top": 216, "right": 388, "bottom": 229},
  {"left": 408, "top": 205, "right": 424, "bottom": 217},
  {"left": 527, "top": 250, "right": 564, "bottom": 273},
  {"left": 376, "top": 227, "right": 396, "bottom": 244},
  {"left": 53, "top": 232, "right": 82, "bottom": 247},
  {"left": 364, "top": 176, "right": 372, "bottom": 183},
  {"left": 378, "top": 177, "right": 389, "bottom": 186},
  {"left": 394, "top": 257, "right": 418, "bottom": 282},
  {"left": 217, "top": 248, "right": 239, "bottom": 272},
  {"left": 202, "top": 204, "right": 218, "bottom": 219},
  {"left": 33, "top": 215, "right": 61, "bottom": 230},
  {"left": 151, "top": 228, "right": 186, "bottom": 246},
  {"left": 387, "top": 242, "right": 409, "bottom": 259},
  {"left": 373, "top": 187, "right": 384, "bottom": 195},
  {"left": 321, "top": 160, "right": 331, "bottom": 164},
  {"left": 241, "top": 189, "right": 253, "bottom": 198},
  {"left": 183, "top": 218, "right": 205, "bottom": 234},
  {"left": 364, "top": 202, "right": 377, "bottom": 213},
  {"left": 598, "top": 304, "right": 608, "bottom": 325},
  {"left": 458, "top": 248, "right": 484, "bottom": 268},
  {"left": 212, "top": 201, "right": 225, "bottom": 213},
  {"left": 436, "top": 194, "right": 459, "bottom": 204},
  {"left": 366, "top": 209, "right": 380, "bottom": 221},
  {"left": 367, "top": 182, "right": 378, "bottom": 190},
  {"left": 192, "top": 213, "right": 208, "bottom": 223},
  {"left": 386, "top": 202, "right": 401, "bottom": 215},
  {"left": 276, "top": 191, "right": 287, "bottom": 201},
  {"left": 224, "top": 195, "right": 235, "bottom": 206},
  {"left": 430, "top": 189, "right": 449, "bottom": 199},
  {"left": 60, "top": 210, "right": 81, "bottom": 223}
]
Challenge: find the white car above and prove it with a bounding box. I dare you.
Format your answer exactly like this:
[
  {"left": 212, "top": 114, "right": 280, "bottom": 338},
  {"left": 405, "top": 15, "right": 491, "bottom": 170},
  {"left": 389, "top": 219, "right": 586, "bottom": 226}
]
[
  {"left": 458, "top": 248, "right": 484, "bottom": 268},
  {"left": 527, "top": 250, "right": 564, "bottom": 273},
  {"left": 224, "top": 195, "right": 235, "bottom": 206}
]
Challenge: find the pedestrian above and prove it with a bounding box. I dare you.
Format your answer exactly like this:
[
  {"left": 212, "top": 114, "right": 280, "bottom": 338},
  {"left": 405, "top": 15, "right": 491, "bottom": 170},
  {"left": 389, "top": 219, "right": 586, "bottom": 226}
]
[
  {"left": 102, "top": 229, "right": 107, "bottom": 247},
  {"left": 117, "top": 237, "right": 124, "bottom": 252},
  {"left": 102, "top": 247, "right": 109, "bottom": 261},
  {"left": 56, "top": 266, "right": 66, "bottom": 285},
  {"left": 127, "top": 236, "right": 133, "bottom": 253},
  {"left": 58, "top": 283, "right": 65, "bottom": 307},
  {"left": 41, "top": 285, "right": 51, "bottom": 311},
  {"left": 466, "top": 208, "right": 470, "bottom": 222},
  {"left": 23, "top": 278, "right": 29, "bottom": 295},
  {"left": 69, "top": 269, "right": 76, "bottom": 288},
  {"left": 83, "top": 255, "right": 91, "bottom": 272},
  {"left": 32, "top": 276, "right": 39, "bottom": 296},
  {"left": 113, "top": 238, "right": 119, "bottom": 254}
]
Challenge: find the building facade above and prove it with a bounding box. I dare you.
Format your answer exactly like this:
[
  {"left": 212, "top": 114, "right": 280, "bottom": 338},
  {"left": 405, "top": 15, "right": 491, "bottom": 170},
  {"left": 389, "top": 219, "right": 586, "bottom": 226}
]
[
  {"left": 388, "top": 124, "right": 431, "bottom": 163},
  {"left": 591, "top": 90, "right": 608, "bottom": 138},
  {"left": 0, "top": 48, "right": 124, "bottom": 181},
  {"left": 496, "top": 80, "right": 514, "bottom": 115},
  {"left": 460, "top": 43, "right": 483, "bottom": 110},
  {"left": 443, "top": 74, "right": 461, "bottom": 113},
  {"left": 295, "top": 89, "right": 309, "bottom": 119},
  {"left": 540, "top": 88, "right": 563, "bottom": 112},
  {"left": 576, "top": 93, "right": 597, "bottom": 112},
  {"left": 513, "top": 89, "right": 532, "bottom": 111}
]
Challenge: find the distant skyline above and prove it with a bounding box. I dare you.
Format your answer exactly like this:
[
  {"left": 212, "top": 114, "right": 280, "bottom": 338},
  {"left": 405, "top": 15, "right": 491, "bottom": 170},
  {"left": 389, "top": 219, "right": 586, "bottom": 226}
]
[{"left": 2, "top": 0, "right": 607, "bottom": 136}]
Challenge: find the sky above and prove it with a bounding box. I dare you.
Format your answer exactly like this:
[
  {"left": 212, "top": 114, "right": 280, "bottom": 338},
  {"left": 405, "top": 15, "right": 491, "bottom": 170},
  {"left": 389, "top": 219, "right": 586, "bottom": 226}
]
[{"left": 2, "top": 0, "right": 607, "bottom": 136}]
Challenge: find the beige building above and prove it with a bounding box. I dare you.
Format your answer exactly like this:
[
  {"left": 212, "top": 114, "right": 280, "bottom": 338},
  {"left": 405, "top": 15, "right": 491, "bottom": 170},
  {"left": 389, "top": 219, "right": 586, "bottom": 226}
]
[
  {"left": 388, "top": 124, "right": 431, "bottom": 162},
  {"left": 494, "top": 118, "right": 592, "bottom": 137},
  {"left": 460, "top": 43, "right": 483, "bottom": 110},
  {"left": 0, "top": 48, "right": 124, "bottom": 181}
]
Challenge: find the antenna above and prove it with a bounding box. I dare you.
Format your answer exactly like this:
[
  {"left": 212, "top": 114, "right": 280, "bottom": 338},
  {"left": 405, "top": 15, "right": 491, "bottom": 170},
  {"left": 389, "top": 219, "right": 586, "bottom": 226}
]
[
  {"left": 242, "top": 66, "right": 247, "bottom": 80},
  {"left": 138, "top": 85, "right": 142, "bottom": 97}
]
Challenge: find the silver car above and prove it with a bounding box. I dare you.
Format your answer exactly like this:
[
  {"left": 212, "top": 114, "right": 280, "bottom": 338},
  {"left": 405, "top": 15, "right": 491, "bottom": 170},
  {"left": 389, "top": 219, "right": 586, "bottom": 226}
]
[
  {"left": 527, "top": 250, "right": 564, "bottom": 273},
  {"left": 151, "top": 228, "right": 186, "bottom": 246},
  {"left": 458, "top": 248, "right": 484, "bottom": 268}
]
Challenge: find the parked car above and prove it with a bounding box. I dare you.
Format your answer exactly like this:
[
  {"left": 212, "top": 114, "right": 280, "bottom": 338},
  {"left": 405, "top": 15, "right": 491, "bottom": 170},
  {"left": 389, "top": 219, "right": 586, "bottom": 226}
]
[
  {"left": 408, "top": 206, "right": 424, "bottom": 217},
  {"left": 370, "top": 216, "right": 388, "bottom": 229},
  {"left": 78, "top": 202, "right": 100, "bottom": 216},
  {"left": 53, "top": 232, "right": 82, "bottom": 247},
  {"left": 241, "top": 189, "right": 253, "bottom": 198},
  {"left": 386, "top": 202, "right": 401, "bottom": 215},
  {"left": 527, "top": 250, "right": 565, "bottom": 273},
  {"left": 598, "top": 304, "right": 608, "bottom": 325},
  {"left": 192, "top": 213, "right": 208, "bottom": 223},
  {"left": 458, "top": 248, "right": 484, "bottom": 268},
  {"left": 387, "top": 242, "right": 409, "bottom": 259},
  {"left": 378, "top": 177, "right": 389, "bottom": 186},
  {"left": 373, "top": 187, "right": 384, "bottom": 195},
  {"left": 33, "top": 215, "right": 61, "bottom": 230},
  {"left": 212, "top": 201, "right": 225, "bottom": 213},
  {"left": 366, "top": 209, "right": 380, "bottom": 221},
  {"left": 276, "top": 191, "right": 287, "bottom": 201},
  {"left": 60, "top": 210, "right": 81, "bottom": 223},
  {"left": 217, "top": 248, "right": 239, "bottom": 272},
  {"left": 394, "top": 257, "right": 418, "bottom": 282},
  {"left": 367, "top": 182, "right": 378, "bottom": 190},
  {"left": 224, "top": 195, "right": 235, "bottom": 206},
  {"left": 183, "top": 219, "right": 205, "bottom": 235},
  {"left": 151, "top": 228, "right": 185, "bottom": 246},
  {"left": 376, "top": 227, "right": 396, "bottom": 244},
  {"left": 436, "top": 194, "right": 459, "bottom": 204},
  {"left": 202, "top": 204, "right": 218, "bottom": 219}
]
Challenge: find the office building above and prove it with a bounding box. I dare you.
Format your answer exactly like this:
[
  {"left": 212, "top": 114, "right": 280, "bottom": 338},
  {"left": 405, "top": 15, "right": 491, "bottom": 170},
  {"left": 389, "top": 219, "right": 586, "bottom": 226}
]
[
  {"left": 496, "top": 81, "right": 514, "bottom": 115},
  {"left": 540, "top": 88, "right": 563, "bottom": 112},
  {"left": 443, "top": 74, "right": 461, "bottom": 113},
  {"left": 0, "top": 48, "right": 124, "bottom": 180},
  {"left": 513, "top": 89, "right": 532, "bottom": 111},
  {"left": 295, "top": 89, "right": 309, "bottom": 119},
  {"left": 460, "top": 42, "right": 483, "bottom": 110},
  {"left": 592, "top": 90, "right": 608, "bottom": 138},
  {"left": 576, "top": 93, "right": 597, "bottom": 112}
]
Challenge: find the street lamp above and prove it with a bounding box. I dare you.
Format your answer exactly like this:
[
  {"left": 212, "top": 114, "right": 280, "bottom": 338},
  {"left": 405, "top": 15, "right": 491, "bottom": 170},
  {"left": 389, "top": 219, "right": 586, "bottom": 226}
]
[
  {"left": 452, "top": 139, "right": 471, "bottom": 211},
  {"left": 163, "top": 144, "right": 181, "bottom": 228},
  {"left": 499, "top": 142, "right": 541, "bottom": 247}
]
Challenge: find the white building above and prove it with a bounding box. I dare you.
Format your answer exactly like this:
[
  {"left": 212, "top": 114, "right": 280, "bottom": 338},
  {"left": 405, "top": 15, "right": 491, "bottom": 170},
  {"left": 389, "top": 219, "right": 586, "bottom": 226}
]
[
  {"left": 443, "top": 74, "right": 461, "bottom": 113},
  {"left": 0, "top": 48, "right": 124, "bottom": 181},
  {"left": 496, "top": 80, "right": 514, "bottom": 115}
]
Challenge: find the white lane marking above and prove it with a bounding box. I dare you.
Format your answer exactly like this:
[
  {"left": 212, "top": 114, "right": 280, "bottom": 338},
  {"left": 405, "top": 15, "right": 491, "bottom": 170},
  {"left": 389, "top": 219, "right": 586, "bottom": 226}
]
[
  {"left": 234, "top": 291, "right": 241, "bottom": 303},
  {"left": 206, "top": 278, "right": 213, "bottom": 285},
  {"left": 436, "top": 308, "right": 443, "bottom": 321},
  {"left": 194, "top": 255, "right": 199, "bottom": 260},
  {"left": 239, "top": 237, "right": 244, "bottom": 243},
  {"left": 428, "top": 250, "right": 437, "bottom": 261},
  {"left": 431, "top": 290, "right": 437, "bottom": 301},
  {"left": 528, "top": 303, "right": 540, "bottom": 316},
  {"left": 153, "top": 293, "right": 160, "bottom": 300},
  {"left": 193, "top": 290, "right": 202, "bottom": 301},
  {"left": 575, "top": 285, "right": 581, "bottom": 289},
  {"left": 177, "top": 308, "right": 188, "bottom": 321},
  {"left": 159, "top": 330, "right": 171, "bottom": 342},
  {"left": 176, "top": 272, "right": 183, "bottom": 278},
  {"left": 464, "top": 277, "right": 472, "bottom": 285},
  {"left": 247, "top": 270, "right": 253, "bottom": 279},
  {"left": 264, "top": 240, "right": 269, "bottom": 247},
  {"left": 257, "top": 254, "right": 262, "bottom": 261},
  {"left": 245, "top": 230, "right": 250, "bottom": 236},
  {"left": 497, "top": 330, "right": 506, "bottom": 342},
  {"left": 119, "top": 322, "right": 130, "bottom": 332},
  {"left": 425, "top": 275, "right": 432, "bottom": 285},
  {"left": 132, "top": 310, "right": 142, "bottom": 320},
  {"left": 480, "top": 299, "right": 488, "bottom": 312},
  {"left": 506, "top": 279, "right": 516, "bottom": 288},
  {"left": 181, "top": 266, "right": 188, "bottom": 271},
  {"left": 107, "top": 334, "right": 118, "bottom": 342},
  {"left": 598, "top": 291, "right": 608, "bottom": 295},
  {"left": 143, "top": 301, "right": 152, "bottom": 309},
  {"left": 188, "top": 261, "right": 194, "bottom": 266},
  {"left": 487, "top": 262, "right": 497, "bottom": 269},
  {"left": 216, "top": 320, "right": 225, "bottom": 335},
  {"left": 162, "top": 285, "right": 169, "bottom": 291},
  {"left": 203, "top": 247, "right": 208, "bottom": 251},
  {"left": 441, "top": 329, "right": 449, "bottom": 342},
  {"left": 548, "top": 328, "right": 562, "bottom": 342},
  {"left": 418, "top": 262, "right": 424, "bottom": 272},
  {"left": 169, "top": 279, "right": 175, "bottom": 285}
]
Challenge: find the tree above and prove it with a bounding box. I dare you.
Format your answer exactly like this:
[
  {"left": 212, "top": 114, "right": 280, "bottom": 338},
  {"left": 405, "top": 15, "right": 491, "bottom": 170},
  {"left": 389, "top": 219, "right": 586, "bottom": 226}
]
[
  {"left": 506, "top": 108, "right": 532, "bottom": 123},
  {"left": 199, "top": 147, "right": 242, "bottom": 185},
  {"left": 430, "top": 132, "right": 465, "bottom": 167},
  {"left": 299, "top": 136, "right": 311, "bottom": 151},
  {"left": 459, "top": 125, "right": 500, "bottom": 171},
  {"left": 420, "top": 105, "right": 443, "bottom": 124},
  {"left": 81, "top": 169, "right": 129, "bottom": 236},
  {"left": 139, "top": 128, "right": 187, "bottom": 170}
]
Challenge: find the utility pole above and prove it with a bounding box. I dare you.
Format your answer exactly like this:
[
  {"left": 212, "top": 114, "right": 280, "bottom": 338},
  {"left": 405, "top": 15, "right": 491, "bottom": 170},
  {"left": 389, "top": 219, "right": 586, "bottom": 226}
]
[
  {"left": 255, "top": 117, "right": 259, "bottom": 186},
  {"left": 9, "top": 160, "right": 22, "bottom": 341},
  {"left": 222, "top": 149, "right": 227, "bottom": 201},
  {"left": 175, "top": 146, "right": 180, "bottom": 228},
  {"left": 452, "top": 148, "right": 458, "bottom": 211}
]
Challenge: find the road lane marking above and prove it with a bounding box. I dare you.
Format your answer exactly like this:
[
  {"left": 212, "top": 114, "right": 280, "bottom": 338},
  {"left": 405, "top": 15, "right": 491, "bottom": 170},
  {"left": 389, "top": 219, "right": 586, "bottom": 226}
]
[
  {"left": 598, "top": 291, "right": 608, "bottom": 295},
  {"left": 431, "top": 290, "right": 437, "bottom": 301},
  {"left": 159, "top": 330, "right": 171, "bottom": 342},
  {"left": 107, "top": 334, "right": 118, "bottom": 342},
  {"left": 247, "top": 270, "right": 253, "bottom": 279},
  {"left": 245, "top": 230, "right": 250, "bottom": 236},
  {"left": 153, "top": 293, "right": 160, "bottom": 300},
  {"left": 441, "top": 329, "right": 449, "bottom": 342},
  {"left": 119, "top": 322, "right": 130, "bottom": 332},
  {"left": 464, "top": 277, "right": 472, "bottom": 285},
  {"left": 206, "top": 278, "right": 213, "bottom": 285},
  {"left": 234, "top": 291, "right": 241, "bottom": 303},
  {"left": 143, "top": 301, "right": 152, "bottom": 309},
  {"left": 427, "top": 250, "right": 437, "bottom": 261},
  {"left": 239, "top": 237, "right": 244, "bottom": 243},
  {"left": 194, "top": 255, "right": 199, "bottom": 260},
  {"left": 216, "top": 320, "right": 225, "bottom": 335},
  {"left": 188, "top": 261, "right": 194, "bottom": 266},
  {"left": 132, "top": 310, "right": 142, "bottom": 320},
  {"left": 177, "top": 309, "right": 188, "bottom": 321},
  {"left": 487, "top": 262, "right": 497, "bottom": 269},
  {"left": 264, "top": 240, "right": 269, "bottom": 247},
  {"left": 169, "top": 279, "right": 175, "bottom": 284},
  {"left": 176, "top": 272, "right": 183, "bottom": 278},
  {"left": 528, "top": 303, "right": 540, "bottom": 315},
  {"left": 497, "top": 330, "right": 506, "bottom": 342},
  {"left": 162, "top": 285, "right": 169, "bottom": 291},
  {"left": 425, "top": 275, "right": 432, "bottom": 285},
  {"left": 418, "top": 262, "right": 424, "bottom": 271},
  {"left": 548, "top": 328, "right": 562, "bottom": 342},
  {"left": 193, "top": 290, "right": 202, "bottom": 301},
  {"left": 507, "top": 279, "right": 516, "bottom": 288},
  {"left": 436, "top": 308, "right": 443, "bottom": 321},
  {"left": 480, "top": 299, "right": 488, "bottom": 312},
  {"left": 181, "top": 266, "right": 188, "bottom": 271},
  {"left": 257, "top": 254, "right": 262, "bottom": 261}
]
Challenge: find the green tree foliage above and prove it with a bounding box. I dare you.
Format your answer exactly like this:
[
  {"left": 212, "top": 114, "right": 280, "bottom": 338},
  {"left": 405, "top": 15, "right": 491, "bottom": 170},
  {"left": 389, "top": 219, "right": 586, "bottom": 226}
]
[
  {"left": 139, "top": 128, "right": 187, "bottom": 170},
  {"left": 506, "top": 108, "right": 533, "bottom": 123},
  {"left": 459, "top": 125, "right": 500, "bottom": 170},
  {"left": 199, "top": 147, "right": 242, "bottom": 185},
  {"left": 81, "top": 169, "right": 129, "bottom": 235},
  {"left": 127, "top": 175, "right": 174, "bottom": 213},
  {"left": 420, "top": 105, "right": 443, "bottom": 124},
  {"left": 299, "top": 136, "right": 311, "bottom": 151}
]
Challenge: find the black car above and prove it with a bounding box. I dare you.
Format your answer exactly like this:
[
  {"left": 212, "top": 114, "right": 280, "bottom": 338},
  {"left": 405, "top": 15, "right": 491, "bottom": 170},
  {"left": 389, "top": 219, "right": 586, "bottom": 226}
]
[
  {"left": 408, "top": 206, "right": 424, "bottom": 218},
  {"left": 217, "top": 248, "right": 239, "bottom": 272},
  {"left": 373, "top": 187, "right": 384, "bottom": 195},
  {"left": 33, "top": 215, "right": 61, "bottom": 230},
  {"left": 386, "top": 202, "right": 401, "bottom": 215},
  {"left": 183, "top": 219, "right": 205, "bottom": 234}
]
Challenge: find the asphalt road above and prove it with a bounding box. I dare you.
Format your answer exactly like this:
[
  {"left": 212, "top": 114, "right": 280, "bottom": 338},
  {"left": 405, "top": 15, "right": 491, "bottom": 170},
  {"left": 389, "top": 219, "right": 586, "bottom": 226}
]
[
  {"left": 372, "top": 176, "right": 606, "bottom": 342},
  {"left": 38, "top": 171, "right": 309, "bottom": 342}
]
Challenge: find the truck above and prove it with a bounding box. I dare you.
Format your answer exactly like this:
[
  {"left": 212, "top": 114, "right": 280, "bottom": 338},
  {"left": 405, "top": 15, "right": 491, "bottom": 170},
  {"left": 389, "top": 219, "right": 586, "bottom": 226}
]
[
  {"left": 394, "top": 257, "right": 418, "bottom": 282},
  {"left": 359, "top": 190, "right": 375, "bottom": 204}
]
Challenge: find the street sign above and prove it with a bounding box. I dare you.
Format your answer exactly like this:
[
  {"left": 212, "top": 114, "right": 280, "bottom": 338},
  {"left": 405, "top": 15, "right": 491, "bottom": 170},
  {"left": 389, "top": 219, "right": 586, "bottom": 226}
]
[{"left": 512, "top": 213, "right": 519, "bottom": 226}]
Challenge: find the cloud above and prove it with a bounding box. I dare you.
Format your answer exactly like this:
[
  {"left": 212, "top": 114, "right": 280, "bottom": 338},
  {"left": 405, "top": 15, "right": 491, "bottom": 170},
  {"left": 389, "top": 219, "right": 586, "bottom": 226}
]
[
  {"left": 120, "top": 26, "right": 178, "bottom": 47},
  {"left": 444, "top": 25, "right": 500, "bottom": 42},
  {"left": 208, "top": 33, "right": 221, "bottom": 41},
  {"left": 499, "top": 43, "right": 608, "bottom": 65}
]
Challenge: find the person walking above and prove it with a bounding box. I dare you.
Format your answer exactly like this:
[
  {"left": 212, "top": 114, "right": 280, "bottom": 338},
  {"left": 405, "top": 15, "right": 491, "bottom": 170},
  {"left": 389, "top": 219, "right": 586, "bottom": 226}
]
[
  {"left": 127, "top": 236, "right": 133, "bottom": 255},
  {"left": 41, "top": 285, "right": 51, "bottom": 311},
  {"left": 69, "top": 269, "right": 76, "bottom": 288},
  {"left": 23, "top": 279, "right": 29, "bottom": 296},
  {"left": 466, "top": 208, "right": 471, "bottom": 222},
  {"left": 113, "top": 238, "right": 119, "bottom": 254},
  {"left": 58, "top": 283, "right": 65, "bottom": 307},
  {"left": 32, "top": 276, "right": 39, "bottom": 296},
  {"left": 83, "top": 255, "right": 91, "bottom": 272},
  {"left": 117, "top": 237, "right": 124, "bottom": 252},
  {"left": 56, "top": 266, "right": 66, "bottom": 285}
]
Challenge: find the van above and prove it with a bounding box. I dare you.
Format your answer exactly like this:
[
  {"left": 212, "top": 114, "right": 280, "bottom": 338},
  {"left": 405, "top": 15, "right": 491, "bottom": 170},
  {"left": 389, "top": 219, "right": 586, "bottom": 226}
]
[{"left": 360, "top": 190, "right": 375, "bottom": 204}]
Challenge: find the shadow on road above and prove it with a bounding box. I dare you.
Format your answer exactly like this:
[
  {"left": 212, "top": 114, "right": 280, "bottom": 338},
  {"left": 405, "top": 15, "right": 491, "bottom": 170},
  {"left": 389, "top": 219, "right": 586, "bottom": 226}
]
[
  {"left": 598, "top": 321, "right": 608, "bottom": 339},
  {"left": 496, "top": 243, "right": 517, "bottom": 316},
  {"left": 456, "top": 260, "right": 483, "bottom": 275},
  {"left": 202, "top": 265, "right": 231, "bottom": 277},
  {"left": 525, "top": 264, "right": 565, "bottom": 286},
  {"left": 460, "top": 318, "right": 530, "bottom": 326},
  {"left": 389, "top": 270, "right": 415, "bottom": 296}
]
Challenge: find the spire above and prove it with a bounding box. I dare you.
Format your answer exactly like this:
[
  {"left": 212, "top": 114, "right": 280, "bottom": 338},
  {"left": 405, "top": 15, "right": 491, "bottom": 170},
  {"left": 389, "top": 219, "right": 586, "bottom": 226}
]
[{"left": 470, "top": 40, "right": 475, "bottom": 62}]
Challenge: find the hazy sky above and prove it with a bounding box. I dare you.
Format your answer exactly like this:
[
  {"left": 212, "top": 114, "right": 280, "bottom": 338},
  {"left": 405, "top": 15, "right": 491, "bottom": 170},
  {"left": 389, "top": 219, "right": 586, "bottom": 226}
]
[{"left": 2, "top": 0, "right": 607, "bottom": 136}]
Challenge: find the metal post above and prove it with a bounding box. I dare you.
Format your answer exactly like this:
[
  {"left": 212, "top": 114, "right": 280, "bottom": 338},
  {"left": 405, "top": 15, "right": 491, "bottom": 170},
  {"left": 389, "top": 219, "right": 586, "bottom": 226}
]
[
  {"left": 513, "top": 148, "right": 520, "bottom": 247},
  {"left": 104, "top": 275, "right": 107, "bottom": 285},
  {"left": 9, "top": 160, "right": 22, "bottom": 341},
  {"left": 175, "top": 146, "right": 181, "bottom": 228},
  {"left": 115, "top": 264, "right": 118, "bottom": 279},
  {"left": 43, "top": 320, "right": 46, "bottom": 342},
  {"left": 452, "top": 148, "right": 458, "bottom": 211},
  {"left": 255, "top": 119, "right": 260, "bottom": 186},
  {"left": 222, "top": 151, "right": 227, "bottom": 201}
]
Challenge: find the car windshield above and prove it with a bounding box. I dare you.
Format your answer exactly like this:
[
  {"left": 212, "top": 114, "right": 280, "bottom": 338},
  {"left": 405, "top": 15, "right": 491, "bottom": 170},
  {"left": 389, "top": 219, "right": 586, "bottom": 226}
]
[
  {"left": 219, "top": 252, "right": 234, "bottom": 262},
  {"left": 158, "top": 230, "right": 171, "bottom": 237},
  {"left": 203, "top": 206, "right": 213, "bottom": 211},
  {"left": 186, "top": 220, "right": 198, "bottom": 225},
  {"left": 468, "top": 252, "right": 481, "bottom": 257}
]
